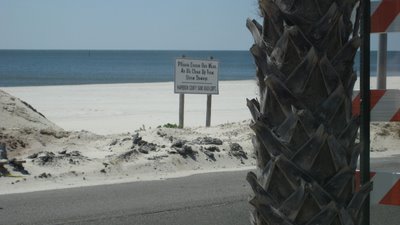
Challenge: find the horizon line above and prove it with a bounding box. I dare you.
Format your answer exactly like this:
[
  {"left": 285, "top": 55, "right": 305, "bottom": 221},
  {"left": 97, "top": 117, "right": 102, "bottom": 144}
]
[{"left": 0, "top": 48, "right": 251, "bottom": 51}]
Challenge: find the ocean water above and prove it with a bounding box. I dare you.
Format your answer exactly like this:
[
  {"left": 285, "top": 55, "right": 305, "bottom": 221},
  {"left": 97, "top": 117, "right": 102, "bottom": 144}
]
[
  {"left": 0, "top": 50, "right": 399, "bottom": 87},
  {"left": 0, "top": 50, "right": 254, "bottom": 87}
]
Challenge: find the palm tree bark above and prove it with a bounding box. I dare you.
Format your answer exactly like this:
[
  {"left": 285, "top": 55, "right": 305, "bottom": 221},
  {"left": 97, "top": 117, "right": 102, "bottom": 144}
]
[{"left": 246, "top": 0, "right": 372, "bottom": 224}]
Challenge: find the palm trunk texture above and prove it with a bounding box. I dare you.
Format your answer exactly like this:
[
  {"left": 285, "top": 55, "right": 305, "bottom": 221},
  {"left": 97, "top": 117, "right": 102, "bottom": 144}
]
[{"left": 246, "top": 0, "right": 372, "bottom": 224}]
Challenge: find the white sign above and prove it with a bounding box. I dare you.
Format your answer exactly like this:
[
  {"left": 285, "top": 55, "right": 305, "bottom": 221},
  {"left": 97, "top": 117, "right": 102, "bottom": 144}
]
[{"left": 174, "top": 58, "right": 219, "bottom": 95}]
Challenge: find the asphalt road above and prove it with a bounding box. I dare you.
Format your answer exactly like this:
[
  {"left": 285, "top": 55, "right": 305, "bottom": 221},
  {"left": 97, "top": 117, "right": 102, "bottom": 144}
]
[
  {"left": 0, "top": 170, "right": 398, "bottom": 225},
  {"left": 0, "top": 170, "right": 252, "bottom": 225}
]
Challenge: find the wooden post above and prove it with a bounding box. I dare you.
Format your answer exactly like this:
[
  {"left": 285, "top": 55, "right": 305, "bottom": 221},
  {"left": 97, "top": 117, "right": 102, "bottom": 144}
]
[
  {"left": 179, "top": 93, "right": 184, "bottom": 128},
  {"left": 206, "top": 94, "right": 212, "bottom": 127}
]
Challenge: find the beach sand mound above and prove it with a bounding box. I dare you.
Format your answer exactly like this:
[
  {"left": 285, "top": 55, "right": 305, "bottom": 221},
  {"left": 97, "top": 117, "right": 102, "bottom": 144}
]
[
  {"left": 0, "top": 119, "right": 256, "bottom": 194},
  {"left": 1, "top": 86, "right": 400, "bottom": 195},
  {"left": 0, "top": 90, "right": 68, "bottom": 153},
  {"left": 0, "top": 90, "right": 60, "bottom": 131},
  {"left": 0, "top": 89, "right": 256, "bottom": 194}
]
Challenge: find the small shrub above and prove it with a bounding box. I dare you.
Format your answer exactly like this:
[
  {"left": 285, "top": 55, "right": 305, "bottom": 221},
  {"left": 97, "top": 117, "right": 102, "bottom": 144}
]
[{"left": 162, "top": 123, "right": 179, "bottom": 128}]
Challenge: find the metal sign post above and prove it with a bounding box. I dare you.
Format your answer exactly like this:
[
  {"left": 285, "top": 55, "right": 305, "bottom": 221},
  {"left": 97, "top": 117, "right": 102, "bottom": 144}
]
[
  {"left": 178, "top": 55, "right": 186, "bottom": 128},
  {"left": 377, "top": 33, "right": 387, "bottom": 89},
  {"left": 360, "top": 0, "right": 371, "bottom": 224},
  {"left": 179, "top": 93, "right": 185, "bottom": 128},
  {"left": 206, "top": 94, "right": 212, "bottom": 127},
  {"left": 205, "top": 56, "right": 214, "bottom": 127}
]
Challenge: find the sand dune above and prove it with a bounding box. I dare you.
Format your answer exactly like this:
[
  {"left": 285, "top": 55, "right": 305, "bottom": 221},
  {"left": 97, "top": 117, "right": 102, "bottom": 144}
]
[{"left": 0, "top": 78, "right": 399, "bottom": 195}]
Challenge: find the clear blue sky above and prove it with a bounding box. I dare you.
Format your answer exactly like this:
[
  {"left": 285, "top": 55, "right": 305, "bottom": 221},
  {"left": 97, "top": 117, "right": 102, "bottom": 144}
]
[
  {"left": 0, "top": 0, "right": 259, "bottom": 50},
  {"left": 0, "top": 0, "right": 398, "bottom": 50}
]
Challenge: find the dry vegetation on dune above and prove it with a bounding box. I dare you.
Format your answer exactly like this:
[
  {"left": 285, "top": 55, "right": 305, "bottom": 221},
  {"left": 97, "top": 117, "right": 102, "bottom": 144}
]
[
  {"left": 0, "top": 89, "right": 256, "bottom": 193},
  {"left": 1, "top": 88, "right": 399, "bottom": 194}
]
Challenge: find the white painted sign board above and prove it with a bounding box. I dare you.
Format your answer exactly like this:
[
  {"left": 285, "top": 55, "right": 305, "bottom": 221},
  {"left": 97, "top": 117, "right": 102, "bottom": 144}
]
[{"left": 174, "top": 58, "right": 219, "bottom": 95}]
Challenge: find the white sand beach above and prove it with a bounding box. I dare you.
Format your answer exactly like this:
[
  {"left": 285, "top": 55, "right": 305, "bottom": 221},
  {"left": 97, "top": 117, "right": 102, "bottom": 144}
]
[
  {"left": 0, "top": 77, "right": 399, "bottom": 195},
  {"left": 2, "top": 80, "right": 259, "bottom": 135}
]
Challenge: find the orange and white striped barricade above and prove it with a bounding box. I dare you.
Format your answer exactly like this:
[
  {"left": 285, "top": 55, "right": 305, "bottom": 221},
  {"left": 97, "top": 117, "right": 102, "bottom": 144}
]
[
  {"left": 371, "top": 0, "right": 400, "bottom": 33},
  {"left": 352, "top": 89, "right": 400, "bottom": 121},
  {"left": 356, "top": 170, "right": 400, "bottom": 206}
]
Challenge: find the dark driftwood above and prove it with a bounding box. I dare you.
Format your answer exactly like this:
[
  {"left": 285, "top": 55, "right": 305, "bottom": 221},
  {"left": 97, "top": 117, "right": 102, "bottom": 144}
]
[
  {"left": 246, "top": 0, "right": 371, "bottom": 224},
  {"left": 0, "top": 144, "right": 28, "bottom": 176}
]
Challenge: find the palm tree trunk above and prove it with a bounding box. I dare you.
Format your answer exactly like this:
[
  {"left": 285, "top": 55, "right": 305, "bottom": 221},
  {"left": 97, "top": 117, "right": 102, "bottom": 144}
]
[{"left": 246, "top": 0, "right": 372, "bottom": 224}]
